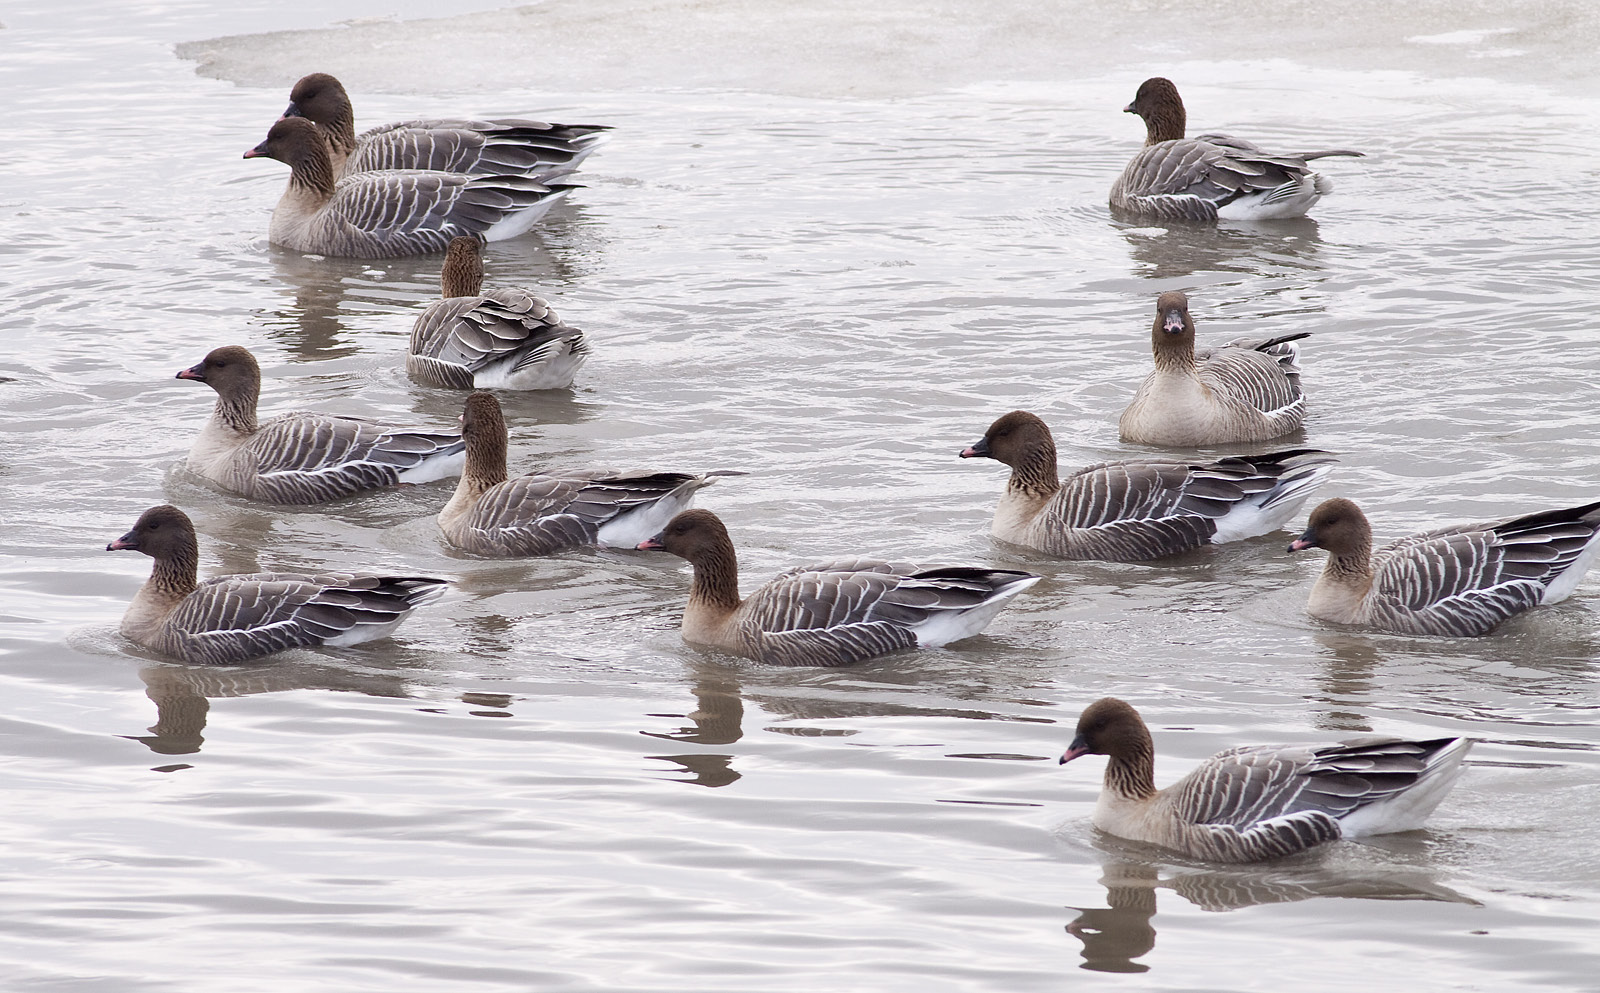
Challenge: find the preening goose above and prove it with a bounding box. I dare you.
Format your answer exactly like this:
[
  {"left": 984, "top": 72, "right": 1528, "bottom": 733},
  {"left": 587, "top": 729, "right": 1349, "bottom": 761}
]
[
  {"left": 1288, "top": 496, "right": 1600, "bottom": 636},
  {"left": 408, "top": 237, "right": 589, "bottom": 390},
  {"left": 636, "top": 509, "right": 1039, "bottom": 666},
  {"left": 1120, "top": 291, "right": 1307, "bottom": 446},
  {"left": 438, "top": 392, "right": 738, "bottom": 555},
  {"left": 961, "top": 411, "right": 1335, "bottom": 560},
  {"left": 107, "top": 504, "right": 446, "bottom": 665},
  {"left": 282, "top": 73, "right": 609, "bottom": 181},
  {"left": 244, "top": 117, "right": 574, "bottom": 258},
  {"left": 1110, "top": 77, "right": 1363, "bottom": 222},
  {"left": 178, "top": 345, "right": 464, "bottom": 505},
  {"left": 1060, "top": 698, "right": 1472, "bottom": 863}
]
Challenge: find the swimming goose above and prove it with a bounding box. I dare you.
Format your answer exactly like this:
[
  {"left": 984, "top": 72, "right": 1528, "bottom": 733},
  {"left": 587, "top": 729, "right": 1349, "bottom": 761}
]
[
  {"left": 636, "top": 509, "right": 1040, "bottom": 667},
  {"left": 1059, "top": 698, "right": 1472, "bottom": 863},
  {"left": 438, "top": 392, "right": 738, "bottom": 555},
  {"left": 1288, "top": 496, "right": 1600, "bottom": 636},
  {"left": 1110, "top": 77, "right": 1363, "bottom": 222},
  {"left": 244, "top": 117, "right": 574, "bottom": 258},
  {"left": 408, "top": 237, "right": 589, "bottom": 390},
  {"left": 107, "top": 504, "right": 446, "bottom": 664},
  {"left": 961, "top": 411, "right": 1335, "bottom": 560},
  {"left": 178, "top": 345, "right": 465, "bottom": 505},
  {"left": 1120, "top": 291, "right": 1307, "bottom": 446},
  {"left": 282, "top": 73, "right": 609, "bottom": 181}
]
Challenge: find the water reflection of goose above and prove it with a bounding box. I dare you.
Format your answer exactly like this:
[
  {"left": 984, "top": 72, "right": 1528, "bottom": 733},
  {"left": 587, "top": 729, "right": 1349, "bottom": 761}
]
[
  {"left": 1067, "top": 858, "right": 1476, "bottom": 973},
  {"left": 129, "top": 660, "right": 415, "bottom": 756},
  {"left": 1118, "top": 216, "right": 1324, "bottom": 281}
]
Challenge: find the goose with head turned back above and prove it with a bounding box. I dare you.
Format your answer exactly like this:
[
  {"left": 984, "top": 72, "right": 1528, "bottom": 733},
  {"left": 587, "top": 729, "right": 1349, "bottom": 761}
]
[
  {"left": 408, "top": 237, "right": 589, "bottom": 390},
  {"left": 438, "top": 392, "right": 739, "bottom": 555},
  {"left": 1120, "top": 291, "right": 1307, "bottom": 446},
  {"left": 178, "top": 345, "right": 464, "bottom": 505},
  {"left": 244, "top": 117, "right": 574, "bottom": 259},
  {"left": 282, "top": 72, "right": 609, "bottom": 181},
  {"left": 636, "top": 509, "right": 1039, "bottom": 667},
  {"left": 961, "top": 411, "right": 1335, "bottom": 561},
  {"left": 1288, "top": 496, "right": 1600, "bottom": 636},
  {"left": 1059, "top": 697, "right": 1472, "bottom": 863},
  {"left": 1110, "top": 77, "right": 1363, "bottom": 222},
  {"left": 107, "top": 505, "right": 447, "bottom": 665}
]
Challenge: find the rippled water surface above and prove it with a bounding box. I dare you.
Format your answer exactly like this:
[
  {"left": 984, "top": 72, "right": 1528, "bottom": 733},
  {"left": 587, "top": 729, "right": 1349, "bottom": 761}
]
[{"left": 2, "top": 1, "right": 1599, "bottom": 989}]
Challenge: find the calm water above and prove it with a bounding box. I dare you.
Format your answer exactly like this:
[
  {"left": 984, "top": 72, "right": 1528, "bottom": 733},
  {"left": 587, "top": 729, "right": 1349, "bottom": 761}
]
[{"left": 2, "top": 1, "right": 1599, "bottom": 990}]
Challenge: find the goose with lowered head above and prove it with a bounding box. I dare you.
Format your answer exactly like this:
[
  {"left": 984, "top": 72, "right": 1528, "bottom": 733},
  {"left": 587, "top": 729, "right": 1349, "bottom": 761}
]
[
  {"left": 1111, "top": 77, "right": 1362, "bottom": 222},
  {"left": 961, "top": 410, "right": 1334, "bottom": 560},
  {"left": 107, "top": 504, "right": 446, "bottom": 665},
  {"left": 1119, "top": 291, "right": 1307, "bottom": 446},
  {"left": 244, "top": 117, "right": 574, "bottom": 258},
  {"left": 408, "top": 237, "right": 589, "bottom": 390},
  {"left": 637, "top": 509, "right": 1039, "bottom": 666},
  {"left": 177, "top": 345, "right": 464, "bottom": 505},
  {"left": 1288, "top": 496, "right": 1600, "bottom": 636},
  {"left": 281, "top": 72, "right": 609, "bottom": 180},
  {"left": 1059, "top": 697, "right": 1472, "bottom": 863},
  {"left": 438, "top": 392, "right": 738, "bottom": 556}
]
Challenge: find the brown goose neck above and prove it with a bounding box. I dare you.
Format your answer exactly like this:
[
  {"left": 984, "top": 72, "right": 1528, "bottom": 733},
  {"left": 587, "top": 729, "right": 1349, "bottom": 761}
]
[
  {"left": 1105, "top": 739, "right": 1158, "bottom": 800},
  {"left": 441, "top": 249, "right": 485, "bottom": 298},
  {"left": 688, "top": 542, "right": 742, "bottom": 613},
  {"left": 149, "top": 544, "right": 200, "bottom": 599},
  {"left": 1144, "top": 108, "right": 1185, "bottom": 145},
  {"left": 289, "top": 150, "right": 337, "bottom": 199},
  {"left": 1151, "top": 333, "right": 1196, "bottom": 372},
  {"left": 214, "top": 383, "right": 259, "bottom": 434},
  {"left": 465, "top": 425, "right": 508, "bottom": 489},
  {"left": 1008, "top": 436, "right": 1060, "bottom": 496}
]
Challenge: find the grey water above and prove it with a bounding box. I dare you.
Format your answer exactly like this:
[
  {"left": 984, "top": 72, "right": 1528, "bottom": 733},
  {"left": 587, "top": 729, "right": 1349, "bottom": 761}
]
[{"left": 1, "top": 0, "right": 1599, "bottom": 989}]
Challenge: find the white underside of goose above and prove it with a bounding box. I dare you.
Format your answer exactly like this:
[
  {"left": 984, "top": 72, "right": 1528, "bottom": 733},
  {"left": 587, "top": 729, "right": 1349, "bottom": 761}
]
[
  {"left": 594, "top": 485, "right": 714, "bottom": 548},
  {"left": 1208, "top": 463, "right": 1331, "bottom": 544},
  {"left": 480, "top": 191, "right": 568, "bottom": 243},
  {"left": 393, "top": 449, "right": 467, "bottom": 484},
  {"left": 1214, "top": 175, "right": 1330, "bottom": 221},
  {"left": 904, "top": 574, "right": 1041, "bottom": 646},
  {"left": 467, "top": 345, "right": 587, "bottom": 390}
]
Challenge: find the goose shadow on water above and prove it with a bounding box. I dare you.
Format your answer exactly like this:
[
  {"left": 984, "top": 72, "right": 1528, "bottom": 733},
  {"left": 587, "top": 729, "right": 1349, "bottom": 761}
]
[
  {"left": 1065, "top": 857, "right": 1478, "bottom": 974},
  {"left": 1115, "top": 216, "right": 1324, "bottom": 281}
]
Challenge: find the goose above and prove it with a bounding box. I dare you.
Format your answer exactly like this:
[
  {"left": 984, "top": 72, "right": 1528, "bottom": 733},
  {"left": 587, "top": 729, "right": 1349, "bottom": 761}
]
[
  {"left": 960, "top": 411, "right": 1335, "bottom": 560},
  {"left": 1287, "top": 496, "right": 1600, "bottom": 636},
  {"left": 107, "top": 504, "right": 447, "bottom": 665},
  {"left": 1110, "top": 77, "right": 1363, "bottom": 222},
  {"left": 636, "top": 509, "right": 1040, "bottom": 666},
  {"left": 408, "top": 237, "right": 589, "bottom": 390},
  {"left": 439, "top": 392, "right": 738, "bottom": 555},
  {"left": 177, "top": 345, "right": 465, "bottom": 505},
  {"left": 1120, "top": 290, "right": 1307, "bottom": 446},
  {"left": 244, "top": 117, "right": 574, "bottom": 258},
  {"left": 281, "top": 72, "right": 609, "bottom": 181},
  {"left": 1058, "top": 697, "right": 1472, "bottom": 863}
]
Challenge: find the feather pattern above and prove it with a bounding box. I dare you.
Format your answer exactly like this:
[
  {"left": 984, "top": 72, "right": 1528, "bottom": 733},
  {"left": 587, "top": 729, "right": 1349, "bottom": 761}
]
[
  {"left": 1121, "top": 291, "right": 1307, "bottom": 445},
  {"left": 963, "top": 411, "right": 1335, "bottom": 560},
  {"left": 281, "top": 73, "right": 608, "bottom": 181},
  {"left": 407, "top": 238, "right": 589, "bottom": 390},
  {"left": 108, "top": 505, "right": 446, "bottom": 665},
  {"left": 179, "top": 345, "right": 464, "bottom": 505},
  {"left": 1291, "top": 497, "right": 1600, "bottom": 636},
  {"left": 638, "top": 510, "right": 1039, "bottom": 667},
  {"left": 246, "top": 118, "right": 574, "bottom": 259},
  {"left": 1061, "top": 698, "right": 1472, "bottom": 863},
  {"left": 1110, "top": 78, "right": 1361, "bottom": 222}
]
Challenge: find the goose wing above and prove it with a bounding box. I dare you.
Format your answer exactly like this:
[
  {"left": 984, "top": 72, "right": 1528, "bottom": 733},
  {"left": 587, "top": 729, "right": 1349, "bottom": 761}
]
[
  {"left": 408, "top": 290, "right": 585, "bottom": 384},
  {"left": 158, "top": 573, "right": 446, "bottom": 664},
  {"left": 316, "top": 171, "right": 574, "bottom": 257},
  {"left": 463, "top": 471, "right": 722, "bottom": 555},
  {"left": 1195, "top": 335, "right": 1306, "bottom": 417},
  {"left": 739, "top": 568, "right": 921, "bottom": 666},
  {"left": 243, "top": 413, "right": 463, "bottom": 504},
  {"left": 1113, "top": 136, "right": 1357, "bottom": 223},
  {"left": 1369, "top": 511, "right": 1600, "bottom": 635},
  {"left": 351, "top": 119, "right": 609, "bottom": 178}
]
